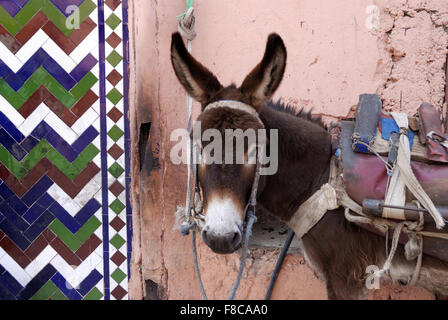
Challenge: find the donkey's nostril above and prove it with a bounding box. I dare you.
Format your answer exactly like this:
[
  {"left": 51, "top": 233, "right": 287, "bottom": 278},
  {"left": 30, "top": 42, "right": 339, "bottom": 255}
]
[{"left": 232, "top": 231, "right": 242, "bottom": 248}]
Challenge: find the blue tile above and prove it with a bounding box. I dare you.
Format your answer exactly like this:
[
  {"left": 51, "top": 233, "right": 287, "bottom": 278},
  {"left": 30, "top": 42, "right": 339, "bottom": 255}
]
[
  {"left": 0, "top": 111, "right": 24, "bottom": 143},
  {"left": 45, "top": 129, "right": 77, "bottom": 162},
  {"left": 51, "top": 272, "right": 82, "bottom": 300},
  {"left": 70, "top": 54, "right": 98, "bottom": 82},
  {"left": 48, "top": 202, "right": 80, "bottom": 234},
  {"left": 42, "top": 57, "right": 76, "bottom": 91},
  {"left": 0, "top": 219, "right": 31, "bottom": 251},
  {"left": 23, "top": 201, "right": 46, "bottom": 224},
  {"left": 0, "top": 128, "right": 27, "bottom": 160},
  {"left": 17, "top": 264, "right": 57, "bottom": 300},
  {"left": 78, "top": 269, "right": 102, "bottom": 296},
  {"left": 21, "top": 175, "right": 53, "bottom": 207},
  {"left": 74, "top": 198, "right": 101, "bottom": 227},
  {"left": 0, "top": 60, "right": 13, "bottom": 81},
  {"left": 20, "top": 136, "right": 39, "bottom": 153},
  {"left": 71, "top": 126, "right": 99, "bottom": 154},
  {"left": 0, "top": 182, "right": 14, "bottom": 200},
  {"left": 0, "top": 269, "right": 24, "bottom": 296},
  {"left": 30, "top": 121, "right": 51, "bottom": 140},
  {"left": 0, "top": 185, "right": 27, "bottom": 216},
  {"left": 37, "top": 192, "right": 55, "bottom": 208},
  {"left": 0, "top": 282, "right": 16, "bottom": 300},
  {"left": 23, "top": 210, "right": 55, "bottom": 242},
  {"left": 0, "top": 200, "right": 30, "bottom": 231}
]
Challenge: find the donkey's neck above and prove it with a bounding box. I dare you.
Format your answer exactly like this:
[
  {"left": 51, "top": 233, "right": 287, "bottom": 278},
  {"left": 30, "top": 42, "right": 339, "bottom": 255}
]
[{"left": 257, "top": 104, "right": 332, "bottom": 222}]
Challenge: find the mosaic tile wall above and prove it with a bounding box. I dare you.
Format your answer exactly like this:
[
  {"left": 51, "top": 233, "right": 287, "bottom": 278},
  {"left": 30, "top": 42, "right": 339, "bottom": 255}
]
[{"left": 0, "top": 0, "right": 131, "bottom": 300}]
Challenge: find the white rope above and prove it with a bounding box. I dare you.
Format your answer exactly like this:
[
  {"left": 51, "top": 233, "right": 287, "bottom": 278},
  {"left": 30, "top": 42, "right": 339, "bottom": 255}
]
[{"left": 389, "top": 112, "right": 445, "bottom": 229}]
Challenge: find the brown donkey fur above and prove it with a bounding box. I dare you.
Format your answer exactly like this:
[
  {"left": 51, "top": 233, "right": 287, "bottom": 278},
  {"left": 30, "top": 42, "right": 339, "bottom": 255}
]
[{"left": 170, "top": 32, "right": 448, "bottom": 299}]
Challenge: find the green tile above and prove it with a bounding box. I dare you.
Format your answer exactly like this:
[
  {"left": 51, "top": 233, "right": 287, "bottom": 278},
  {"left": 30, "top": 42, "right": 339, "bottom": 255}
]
[
  {"left": 30, "top": 280, "right": 58, "bottom": 300},
  {"left": 70, "top": 72, "right": 98, "bottom": 102},
  {"left": 71, "top": 144, "right": 100, "bottom": 171},
  {"left": 75, "top": 216, "right": 102, "bottom": 243},
  {"left": 106, "top": 50, "right": 123, "bottom": 67},
  {"left": 105, "top": 12, "right": 121, "bottom": 30},
  {"left": 109, "top": 198, "right": 125, "bottom": 214},
  {"left": 0, "top": 6, "right": 22, "bottom": 35},
  {"left": 50, "top": 289, "right": 68, "bottom": 300},
  {"left": 41, "top": 0, "right": 72, "bottom": 36},
  {"left": 111, "top": 268, "right": 127, "bottom": 284},
  {"left": 49, "top": 219, "right": 82, "bottom": 251},
  {"left": 110, "top": 233, "right": 125, "bottom": 250},
  {"left": 0, "top": 146, "right": 28, "bottom": 179},
  {"left": 15, "top": 0, "right": 45, "bottom": 26},
  {"left": 46, "top": 148, "right": 79, "bottom": 180},
  {"left": 0, "top": 80, "right": 26, "bottom": 109},
  {"left": 108, "top": 125, "right": 124, "bottom": 142},
  {"left": 21, "top": 140, "right": 51, "bottom": 171},
  {"left": 108, "top": 162, "right": 124, "bottom": 179},
  {"left": 106, "top": 88, "right": 123, "bottom": 105},
  {"left": 83, "top": 287, "right": 103, "bottom": 300}
]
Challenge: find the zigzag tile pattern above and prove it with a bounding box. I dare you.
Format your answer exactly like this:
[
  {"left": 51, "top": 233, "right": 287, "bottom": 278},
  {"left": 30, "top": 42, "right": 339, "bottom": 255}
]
[{"left": 0, "top": 0, "right": 131, "bottom": 300}]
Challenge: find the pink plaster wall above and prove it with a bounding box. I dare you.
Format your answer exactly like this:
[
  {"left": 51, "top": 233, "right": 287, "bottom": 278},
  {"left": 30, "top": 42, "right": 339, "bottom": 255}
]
[{"left": 127, "top": 0, "right": 447, "bottom": 300}]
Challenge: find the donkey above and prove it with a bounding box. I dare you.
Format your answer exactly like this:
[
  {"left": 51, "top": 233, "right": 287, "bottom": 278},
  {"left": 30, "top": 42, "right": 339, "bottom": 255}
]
[{"left": 170, "top": 32, "right": 448, "bottom": 299}]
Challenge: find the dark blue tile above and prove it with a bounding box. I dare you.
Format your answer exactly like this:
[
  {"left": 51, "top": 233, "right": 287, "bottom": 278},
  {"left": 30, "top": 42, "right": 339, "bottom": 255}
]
[
  {"left": 51, "top": 272, "right": 82, "bottom": 300},
  {"left": 71, "top": 126, "right": 99, "bottom": 154},
  {"left": 23, "top": 201, "right": 46, "bottom": 224},
  {"left": 8, "top": 51, "right": 45, "bottom": 90},
  {"left": 0, "top": 201, "right": 30, "bottom": 231},
  {"left": 0, "top": 0, "right": 21, "bottom": 16},
  {"left": 0, "top": 269, "right": 24, "bottom": 296},
  {"left": 45, "top": 129, "right": 77, "bottom": 162},
  {"left": 0, "top": 219, "right": 31, "bottom": 251},
  {"left": 0, "top": 60, "right": 13, "bottom": 80},
  {"left": 23, "top": 210, "right": 55, "bottom": 242},
  {"left": 42, "top": 57, "right": 76, "bottom": 91},
  {"left": 77, "top": 269, "right": 102, "bottom": 296},
  {"left": 37, "top": 192, "right": 55, "bottom": 208},
  {"left": 70, "top": 54, "right": 98, "bottom": 82},
  {"left": 74, "top": 198, "right": 100, "bottom": 227},
  {"left": 0, "top": 282, "right": 16, "bottom": 300},
  {"left": 48, "top": 202, "right": 80, "bottom": 233},
  {"left": 20, "top": 135, "right": 39, "bottom": 153},
  {"left": 0, "top": 182, "right": 14, "bottom": 200},
  {"left": 0, "top": 128, "right": 27, "bottom": 160},
  {"left": 21, "top": 175, "right": 53, "bottom": 207},
  {"left": 0, "top": 111, "right": 24, "bottom": 143},
  {"left": 17, "top": 264, "right": 57, "bottom": 300},
  {"left": 30, "top": 121, "right": 51, "bottom": 140},
  {"left": 0, "top": 185, "right": 27, "bottom": 216}
]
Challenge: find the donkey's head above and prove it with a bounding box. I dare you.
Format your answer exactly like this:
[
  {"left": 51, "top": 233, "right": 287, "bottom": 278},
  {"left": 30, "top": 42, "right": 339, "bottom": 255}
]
[{"left": 171, "top": 32, "right": 286, "bottom": 254}]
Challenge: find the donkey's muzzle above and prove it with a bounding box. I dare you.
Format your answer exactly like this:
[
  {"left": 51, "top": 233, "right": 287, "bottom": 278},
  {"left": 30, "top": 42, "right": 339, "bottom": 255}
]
[{"left": 202, "top": 227, "right": 242, "bottom": 254}]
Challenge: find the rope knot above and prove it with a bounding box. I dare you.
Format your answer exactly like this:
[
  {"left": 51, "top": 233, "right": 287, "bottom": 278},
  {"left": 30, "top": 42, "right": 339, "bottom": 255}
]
[{"left": 178, "top": 7, "right": 196, "bottom": 41}]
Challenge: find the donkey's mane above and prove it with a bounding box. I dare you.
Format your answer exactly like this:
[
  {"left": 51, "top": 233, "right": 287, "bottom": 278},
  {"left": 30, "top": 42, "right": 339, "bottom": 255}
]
[{"left": 267, "top": 100, "right": 326, "bottom": 129}]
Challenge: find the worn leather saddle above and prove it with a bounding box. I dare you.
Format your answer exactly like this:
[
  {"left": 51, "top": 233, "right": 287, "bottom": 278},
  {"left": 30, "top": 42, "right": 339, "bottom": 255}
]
[{"left": 335, "top": 94, "right": 448, "bottom": 262}]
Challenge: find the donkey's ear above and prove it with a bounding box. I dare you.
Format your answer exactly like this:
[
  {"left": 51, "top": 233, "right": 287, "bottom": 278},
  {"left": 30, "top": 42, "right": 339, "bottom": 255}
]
[
  {"left": 171, "top": 32, "right": 223, "bottom": 105},
  {"left": 239, "top": 34, "right": 287, "bottom": 107}
]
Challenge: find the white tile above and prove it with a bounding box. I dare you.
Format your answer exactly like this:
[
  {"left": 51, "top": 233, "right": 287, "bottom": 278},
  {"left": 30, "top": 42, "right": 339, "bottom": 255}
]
[
  {"left": 15, "top": 30, "right": 49, "bottom": 63},
  {"left": 0, "top": 250, "right": 32, "bottom": 287},
  {"left": 42, "top": 38, "right": 77, "bottom": 73},
  {"left": 0, "top": 42, "right": 23, "bottom": 72},
  {"left": 18, "top": 103, "right": 50, "bottom": 136},
  {"left": 47, "top": 184, "right": 82, "bottom": 216},
  {"left": 25, "top": 245, "right": 58, "bottom": 278},
  {"left": 70, "top": 31, "right": 98, "bottom": 64},
  {"left": 44, "top": 112, "right": 78, "bottom": 144},
  {"left": 0, "top": 96, "right": 25, "bottom": 127},
  {"left": 71, "top": 107, "right": 99, "bottom": 135}
]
